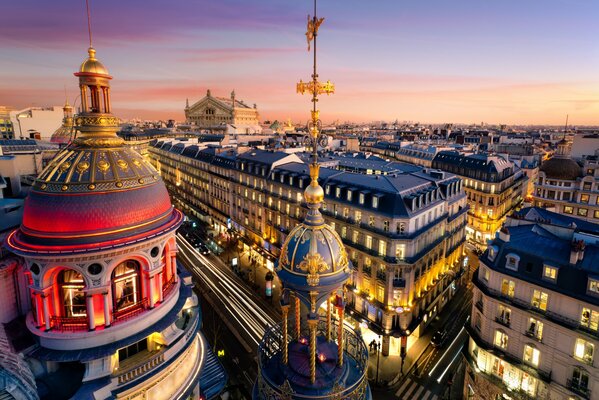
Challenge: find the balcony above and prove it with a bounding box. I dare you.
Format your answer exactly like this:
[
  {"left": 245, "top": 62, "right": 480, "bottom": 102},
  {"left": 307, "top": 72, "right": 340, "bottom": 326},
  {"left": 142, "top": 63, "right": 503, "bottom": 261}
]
[
  {"left": 494, "top": 316, "right": 510, "bottom": 328},
  {"left": 567, "top": 379, "right": 591, "bottom": 399},
  {"left": 50, "top": 316, "right": 89, "bottom": 332},
  {"left": 113, "top": 299, "right": 150, "bottom": 324},
  {"left": 117, "top": 352, "right": 165, "bottom": 385},
  {"left": 257, "top": 318, "right": 369, "bottom": 399},
  {"left": 524, "top": 330, "right": 542, "bottom": 343}
]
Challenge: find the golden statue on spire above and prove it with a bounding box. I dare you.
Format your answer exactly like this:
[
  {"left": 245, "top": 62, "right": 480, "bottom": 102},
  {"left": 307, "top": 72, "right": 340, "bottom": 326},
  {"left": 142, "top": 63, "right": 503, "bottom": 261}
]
[{"left": 306, "top": 14, "right": 324, "bottom": 51}]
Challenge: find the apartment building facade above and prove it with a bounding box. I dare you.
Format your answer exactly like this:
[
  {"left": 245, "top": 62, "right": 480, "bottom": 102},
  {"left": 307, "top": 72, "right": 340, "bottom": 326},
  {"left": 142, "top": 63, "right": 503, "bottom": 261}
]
[
  {"left": 464, "top": 207, "right": 599, "bottom": 400},
  {"left": 433, "top": 151, "right": 527, "bottom": 247},
  {"left": 148, "top": 141, "right": 468, "bottom": 356}
]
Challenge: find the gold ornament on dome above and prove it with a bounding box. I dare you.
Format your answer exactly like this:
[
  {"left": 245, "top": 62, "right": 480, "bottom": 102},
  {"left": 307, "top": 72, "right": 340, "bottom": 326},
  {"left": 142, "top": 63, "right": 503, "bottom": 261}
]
[
  {"left": 298, "top": 252, "right": 329, "bottom": 286},
  {"left": 116, "top": 159, "right": 128, "bottom": 170},
  {"left": 97, "top": 160, "right": 110, "bottom": 172},
  {"left": 59, "top": 162, "right": 71, "bottom": 173},
  {"left": 296, "top": 79, "right": 335, "bottom": 96},
  {"left": 132, "top": 159, "right": 142, "bottom": 167},
  {"left": 76, "top": 161, "right": 90, "bottom": 174}
]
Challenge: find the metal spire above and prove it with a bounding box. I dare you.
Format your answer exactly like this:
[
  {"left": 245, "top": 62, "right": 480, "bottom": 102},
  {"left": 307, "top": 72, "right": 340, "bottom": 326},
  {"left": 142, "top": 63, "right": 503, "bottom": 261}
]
[
  {"left": 85, "top": 0, "right": 93, "bottom": 48},
  {"left": 297, "top": 0, "right": 334, "bottom": 207}
]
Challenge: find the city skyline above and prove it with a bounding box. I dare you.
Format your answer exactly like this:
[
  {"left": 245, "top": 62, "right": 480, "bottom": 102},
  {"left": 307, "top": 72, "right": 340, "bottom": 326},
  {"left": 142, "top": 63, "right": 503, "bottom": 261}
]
[{"left": 2, "top": 0, "right": 599, "bottom": 125}]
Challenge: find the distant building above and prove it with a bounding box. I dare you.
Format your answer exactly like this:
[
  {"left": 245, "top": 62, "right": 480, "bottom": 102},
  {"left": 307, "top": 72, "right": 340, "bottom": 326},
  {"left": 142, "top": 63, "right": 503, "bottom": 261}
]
[
  {"left": 49, "top": 101, "right": 74, "bottom": 144},
  {"left": 9, "top": 106, "right": 63, "bottom": 141},
  {"left": 433, "top": 151, "right": 527, "bottom": 246},
  {"left": 464, "top": 207, "right": 599, "bottom": 400},
  {"left": 394, "top": 143, "right": 453, "bottom": 168},
  {"left": 572, "top": 133, "right": 599, "bottom": 159},
  {"left": 534, "top": 139, "right": 599, "bottom": 223},
  {"left": 0, "top": 106, "right": 15, "bottom": 139},
  {"left": 185, "top": 90, "right": 261, "bottom": 134}
]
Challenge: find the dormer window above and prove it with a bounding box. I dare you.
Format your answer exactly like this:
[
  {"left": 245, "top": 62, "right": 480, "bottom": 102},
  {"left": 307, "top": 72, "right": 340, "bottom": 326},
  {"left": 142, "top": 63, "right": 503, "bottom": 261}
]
[
  {"left": 336, "top": 187, "right": 341, "bottom": 198},
  {"left": 372, "top": 196, "right": 379, "bottom": 209},
  {"left": 543, "top": 265, "right": 558, "bottom": 282},
  {"left": 488, "top": 245, "right": 498, "bottom": 261},
  {"left": 280, "top": 175, "right": 284, "bottom": 183},
  {"left": 505, "top": 253, "right": 520, "bottom": 271},
  {"left": 588, "top": 279, "right": 599, "bottom": 296},
  {"left": 347, "top": 190, "right": 353, "bottom": 202},
  {"left": 359, "top": 193, "right": 365, "bottom": 205},
  {"left": 325, "top": 185, "right": 330, "bottom": 195},
  {"left": 289, "top": 176, "right": 294, "bottom": 185}
]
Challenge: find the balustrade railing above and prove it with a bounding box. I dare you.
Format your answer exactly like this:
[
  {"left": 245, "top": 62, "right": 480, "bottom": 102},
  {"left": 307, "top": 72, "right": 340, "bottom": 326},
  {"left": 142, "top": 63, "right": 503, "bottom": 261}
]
[
  {"left": 257, "top": 317, "right": 369, "bottom": 399},
  {"left": 50, "top": 316, "right": 89, "bottom": 332},
  {"left": 117, "top": 353, "right": 165, "bottom": 385},
  {"left": 113, "top": 299, "right": 149, "bottom": 323},
  {"left": 162, "top": 275, "right": 177, "bottom": 298}
]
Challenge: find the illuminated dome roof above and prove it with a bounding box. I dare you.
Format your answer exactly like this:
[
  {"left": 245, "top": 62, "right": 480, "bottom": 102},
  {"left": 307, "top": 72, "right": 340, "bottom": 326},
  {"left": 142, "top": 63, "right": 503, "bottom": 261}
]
[
  {"left": 6, "top": 46, "right": 181, "bottom": 254},
  {"left": 276, "top": 164, "right": 350, "bottom": 308},
  {"left": 78, "top": 47, "right": 110, "bottom": 76},
  {"left": 540, "top": 157, "right": 582, "bottom": 180}
]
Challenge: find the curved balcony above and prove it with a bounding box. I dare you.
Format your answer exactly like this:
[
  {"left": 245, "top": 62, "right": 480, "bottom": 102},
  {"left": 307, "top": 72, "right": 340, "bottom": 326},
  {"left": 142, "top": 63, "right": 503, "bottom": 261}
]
[{"left": 256, "top": 318, "right": 370, "bottom": 399}]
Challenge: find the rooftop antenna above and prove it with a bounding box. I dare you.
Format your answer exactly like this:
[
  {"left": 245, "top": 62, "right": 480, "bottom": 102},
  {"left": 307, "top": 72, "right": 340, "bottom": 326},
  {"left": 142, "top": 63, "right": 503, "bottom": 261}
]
[
  {"left": 563, "top": 114, "right": 569, "bottom": 139},
  {"left": 85, "top": 0, "right": 93, "bottom": 48}
]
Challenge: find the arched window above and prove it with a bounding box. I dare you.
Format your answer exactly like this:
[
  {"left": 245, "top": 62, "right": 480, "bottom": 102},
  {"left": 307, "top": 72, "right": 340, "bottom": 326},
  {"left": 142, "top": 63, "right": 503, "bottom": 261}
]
[
  {"left": 112, "top": 261, "right": 141, "bottom": 311},
  {"left": 58, "top": 269, "right": 86, "bottom": 317}
]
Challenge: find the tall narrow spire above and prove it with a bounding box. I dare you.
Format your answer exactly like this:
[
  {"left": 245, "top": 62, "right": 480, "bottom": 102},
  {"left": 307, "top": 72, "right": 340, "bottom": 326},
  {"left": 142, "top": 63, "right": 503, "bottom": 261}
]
[
  {"left": 85, "top": 0, "right": 93, "bottom": 48},
  {"left": 297, "top": 0, "right": 334, "bottom": 212}
]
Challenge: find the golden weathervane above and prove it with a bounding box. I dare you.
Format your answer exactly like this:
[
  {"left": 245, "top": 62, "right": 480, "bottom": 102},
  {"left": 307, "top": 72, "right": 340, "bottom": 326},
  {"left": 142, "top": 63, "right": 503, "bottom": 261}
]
[{"left": 297, "top": 0, "right": 335, "bottom": 173}]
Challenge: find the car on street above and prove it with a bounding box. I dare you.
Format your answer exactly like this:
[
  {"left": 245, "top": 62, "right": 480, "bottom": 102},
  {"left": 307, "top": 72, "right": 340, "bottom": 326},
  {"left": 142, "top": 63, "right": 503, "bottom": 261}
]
[
  {"left": 431, "top": 329, "right": 448, "bottom": 348},
  {"left": 196, "top": 242, "right": 210, "bottom": 255}
]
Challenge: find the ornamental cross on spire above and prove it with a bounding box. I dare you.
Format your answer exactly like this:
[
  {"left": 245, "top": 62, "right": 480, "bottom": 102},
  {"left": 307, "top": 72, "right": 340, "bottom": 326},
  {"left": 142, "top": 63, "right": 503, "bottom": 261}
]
[{"left": 297, "top": 0, "right": 335, "bottom": 175}]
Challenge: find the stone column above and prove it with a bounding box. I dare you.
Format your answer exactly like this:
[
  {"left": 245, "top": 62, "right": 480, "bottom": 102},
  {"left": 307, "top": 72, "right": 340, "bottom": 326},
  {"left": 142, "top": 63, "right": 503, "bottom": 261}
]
[
  {"left": 87, "top": 294, "right": 96, "bottom": 331},
  {"left": 281, "top": 305, "right": 289, "bottom": 365},
  {"left": 148, "top": 275, "right": 156, "bottom": 309},
  {"left": 158, "top": 271, "right": 164, "bottom": 303},
  {"left": 42, "top": 294, "right": 51, "bottom": 331},
  {"left": 171, "top": 255, "right": 178, "bottom": 282},
  {"left": 103, "top": 292, "right": 111, "bottom": 328},
  {"left": 35, "top": 293, "right": 43, "bottom": 328}
]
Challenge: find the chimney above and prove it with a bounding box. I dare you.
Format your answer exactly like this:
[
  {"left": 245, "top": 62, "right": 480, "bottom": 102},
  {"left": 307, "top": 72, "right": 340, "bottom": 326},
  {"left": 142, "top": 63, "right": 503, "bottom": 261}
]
[
  {"left": 570, "top": 240, "right": 586, "bottom": 265},
  {"left": 497, "top": 226, "right": 510, "bottom": 242}
]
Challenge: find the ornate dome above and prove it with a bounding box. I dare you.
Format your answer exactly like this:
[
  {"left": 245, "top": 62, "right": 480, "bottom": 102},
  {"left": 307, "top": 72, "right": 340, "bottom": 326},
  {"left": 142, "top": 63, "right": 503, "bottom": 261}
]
[
  {"left": 540, "top": 157, "right": 582, "bottom": 180},
  {"left": 78, "top": 47, "right": 110, "bottom": 76},
  {"left": 6, "top": 46, "right": 181, "bottom": 254},
  {"left": 275, "top": 164, "right": 350, "bottom": 309}
]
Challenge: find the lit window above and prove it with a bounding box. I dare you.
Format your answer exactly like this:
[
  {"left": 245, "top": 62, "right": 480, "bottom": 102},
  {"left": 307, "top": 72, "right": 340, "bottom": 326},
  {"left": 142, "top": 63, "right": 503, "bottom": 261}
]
[
  {"left": 497, "top": 304, "right": 511, "bottom": 325},
  {"left": 581, "top": 194, "right": 590, "bottom": 204},
  {"left": 369, "top": 216, "right": 375, "bottom": 227},
  {"left": 341, "top": 226, "right": 347, "bottom": 239},
  {"left": 359, "top": 193, "right": 365, "bottom": 204},
  {"left": 589, "top": 279, "right": 599, "bottom": 295},
  {"left": 501, "top": 279, "right": 515, "bottom": 298},
  {"left": 531, "top": 290, "right": 548, "bottom": 311},
  {"left": 112, "top": 261, "right": 141, "bottom": 312},
  {"left": 505, "top": 253, "right": 520, "bottom": 271},
  {"left": 543, "top": 265, "right": 558, "bottom": 281},
  {"left": 578, "top": 208, "right": 588, "bottom": 217},
  {"left": 336, "top": 187, "right": 341, "bottom": 198},
  {"left": 58, "top": 270, "right": 87, "bottom": 317},
  {"left": 347, "top": 191, "right": 353, "bottom": 201},
  {"left": 581, "top": 308, "right": 599, "bottom": 332},
  {"left": 482, "top": 268, "right": 490, "bottom": 282},
  {"left": 564, "top": 206, "right": 573, "bottom": 214},
  {"left": 366, "top": 235, "right": 373, "bottom": 249},
  {"left": 379, "top": 240, "right": 387, "bottom": 256},
  {"left": 355, "top": 210, "right": 362, "bottom": 223},
  {"left": 494, "top": 330, "right": 508, "bottom": 349},
  {"left": 372, "top": 196, "right": 379, "bottom": 209},
  {"left": 526, "top": 317, "right": 543, "bottom": 341},
  {"left": 523, "top": 345, "right": 540, "bottom": 366},
  {"left": 574, "top": 338, "right": 594, "bottom": 364}
]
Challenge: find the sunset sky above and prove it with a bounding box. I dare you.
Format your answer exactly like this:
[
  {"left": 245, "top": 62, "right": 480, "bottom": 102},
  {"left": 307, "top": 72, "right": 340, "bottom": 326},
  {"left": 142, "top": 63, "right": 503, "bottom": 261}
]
[{"left": 2, "top": 0, "right": 598, "bottom": 125}]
